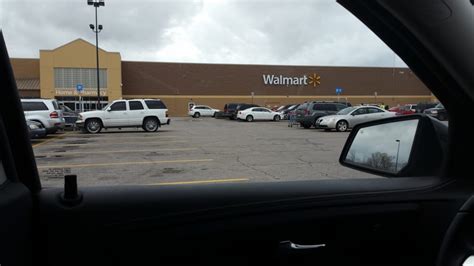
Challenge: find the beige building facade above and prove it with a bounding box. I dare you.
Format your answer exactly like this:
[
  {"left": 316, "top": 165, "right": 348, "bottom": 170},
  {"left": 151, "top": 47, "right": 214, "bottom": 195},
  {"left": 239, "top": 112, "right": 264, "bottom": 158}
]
[
  {"left": 39, "top": 39, "right": 121, "bottom": 109},
  {"left": 11, "top": 39, "right": 437, "bottom": 116}
]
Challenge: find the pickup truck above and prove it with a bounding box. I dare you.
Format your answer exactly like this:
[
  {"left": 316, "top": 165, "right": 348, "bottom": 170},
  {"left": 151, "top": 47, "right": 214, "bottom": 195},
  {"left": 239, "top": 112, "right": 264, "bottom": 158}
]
[{"left": 76, "top": 99, "right": 170, "bottom": 133}]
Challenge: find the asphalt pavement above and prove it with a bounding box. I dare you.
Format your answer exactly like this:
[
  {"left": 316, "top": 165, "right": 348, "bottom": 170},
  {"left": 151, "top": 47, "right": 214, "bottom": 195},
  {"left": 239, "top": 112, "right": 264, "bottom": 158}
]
[{"left": 32, "top": 117, "right": 379, "bottom": 187}]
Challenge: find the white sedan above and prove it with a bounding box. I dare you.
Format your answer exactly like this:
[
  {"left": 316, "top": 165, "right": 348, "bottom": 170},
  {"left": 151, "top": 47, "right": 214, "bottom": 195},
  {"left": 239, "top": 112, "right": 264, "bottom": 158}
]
[
  {"left": 315, "top": 106, "right": 396, "bottom": 132},
  {"left": 237, "top": 107, "right": 282, "bottom": 122},
  {"left": 188, "top": 105, "right": 220, "bottom": 118}
]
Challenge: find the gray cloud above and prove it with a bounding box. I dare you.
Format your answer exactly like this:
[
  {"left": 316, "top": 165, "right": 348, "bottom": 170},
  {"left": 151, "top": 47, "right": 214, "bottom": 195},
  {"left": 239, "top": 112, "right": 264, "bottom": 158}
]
[{"left": 1, "top": 0, "right": 406, "bottom": 67}]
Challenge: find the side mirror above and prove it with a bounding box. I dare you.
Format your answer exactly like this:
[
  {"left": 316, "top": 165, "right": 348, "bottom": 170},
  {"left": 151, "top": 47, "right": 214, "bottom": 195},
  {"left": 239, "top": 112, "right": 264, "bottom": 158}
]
[
  {"left": 106, "top": 107, "right": 111, "bottom": 112},
  {"left": 339, "top": 115, "right": 447, "bottom": 177}
]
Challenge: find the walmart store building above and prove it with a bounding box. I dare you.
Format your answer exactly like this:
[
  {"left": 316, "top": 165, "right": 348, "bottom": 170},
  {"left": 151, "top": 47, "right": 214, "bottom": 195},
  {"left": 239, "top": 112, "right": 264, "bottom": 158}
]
[{"left": 11, "top": 39, "right": 436, "bottom": 116}]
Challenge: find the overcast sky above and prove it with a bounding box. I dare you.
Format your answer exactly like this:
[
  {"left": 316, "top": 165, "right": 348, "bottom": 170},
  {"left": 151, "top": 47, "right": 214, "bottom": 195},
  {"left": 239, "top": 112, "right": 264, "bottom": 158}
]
[{"left": 0, "top": 0, "right": 407, "bottom": 67}]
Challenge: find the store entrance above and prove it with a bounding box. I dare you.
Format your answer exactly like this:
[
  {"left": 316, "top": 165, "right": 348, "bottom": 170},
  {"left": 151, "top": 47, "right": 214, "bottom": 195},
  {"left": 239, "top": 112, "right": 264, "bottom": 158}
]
[{"left": 56, "top": 96, "right": 108, "bottom": 112}]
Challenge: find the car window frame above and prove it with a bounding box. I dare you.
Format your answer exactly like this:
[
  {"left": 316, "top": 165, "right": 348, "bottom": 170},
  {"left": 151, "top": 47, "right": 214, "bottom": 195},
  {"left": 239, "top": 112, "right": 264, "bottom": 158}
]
[
  {"left": 22, "top": 102, "right": 49, "bottom": 111},
  {"left": 145, "top": 100, "right": 167, "bottom": 110},
  {"left": 129, "top": 101, "right": 144, "bottom": 111},
  {"left": 352, "top": 107, "right": 368, "bottom": 116},
  {"left": 368, "top": 107, "right": 384, "bottom": 114},
  {"left": 110, "top": 101, "right": 127, "bottom": 111}
]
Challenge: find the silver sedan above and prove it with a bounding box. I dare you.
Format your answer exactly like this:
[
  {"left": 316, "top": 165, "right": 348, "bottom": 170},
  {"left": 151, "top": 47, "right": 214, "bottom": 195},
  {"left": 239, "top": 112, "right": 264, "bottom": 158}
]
[{"left": 315, "top": 106, "right": 396, "bottom": 132}]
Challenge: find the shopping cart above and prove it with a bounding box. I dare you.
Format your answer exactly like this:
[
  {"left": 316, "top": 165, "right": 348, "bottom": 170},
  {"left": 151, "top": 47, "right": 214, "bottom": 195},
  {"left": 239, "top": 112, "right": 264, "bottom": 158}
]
[{"left": 288, "top": 111, "right": 298, "bottom": 127}]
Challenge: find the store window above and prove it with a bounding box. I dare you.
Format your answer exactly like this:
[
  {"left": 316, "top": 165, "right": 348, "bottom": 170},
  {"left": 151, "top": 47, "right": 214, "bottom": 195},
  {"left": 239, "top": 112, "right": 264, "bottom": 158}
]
[{"left": 54, "top": 68, "right": 107, "bottom": 89}]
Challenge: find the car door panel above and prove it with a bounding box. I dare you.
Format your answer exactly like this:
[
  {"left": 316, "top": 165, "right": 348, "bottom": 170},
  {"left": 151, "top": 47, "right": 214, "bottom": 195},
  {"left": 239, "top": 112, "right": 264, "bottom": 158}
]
[
  {"left": 36, "top": 177, "right": 468, "bottom": 266},
  {"left": 103, "top": 102, "right": 128, "bottom": 127},
  {"left": 349, "top": 110, "right": 368, "bottom": 127},
  {"left": 204, "top": 107, "right": 212, "bottom": 116},
  {"left": 263, "top": 110, "right": 273, "bottom": 120},
  {"left": 128, "top": 101, "right": 145, "bottom": 126},
  {"left": 253, "top": 109, "right": 263, "bottom": 120}
]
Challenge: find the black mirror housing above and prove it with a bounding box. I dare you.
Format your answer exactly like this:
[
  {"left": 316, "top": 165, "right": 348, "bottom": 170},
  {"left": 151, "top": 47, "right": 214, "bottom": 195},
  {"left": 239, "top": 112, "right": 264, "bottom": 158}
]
[{"left": 339, "top": 114, "right": 447, "bottom": 177}]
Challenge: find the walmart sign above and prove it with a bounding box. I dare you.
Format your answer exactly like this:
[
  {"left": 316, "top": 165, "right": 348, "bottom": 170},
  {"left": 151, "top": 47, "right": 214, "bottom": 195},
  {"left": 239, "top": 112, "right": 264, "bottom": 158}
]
[{"left": 262, "top": 73, "right": 321, "bottom": 87}]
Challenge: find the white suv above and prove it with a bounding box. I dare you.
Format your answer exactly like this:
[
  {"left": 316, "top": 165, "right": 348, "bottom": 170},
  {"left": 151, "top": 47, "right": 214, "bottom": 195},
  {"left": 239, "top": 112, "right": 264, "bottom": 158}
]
[
  {"left": 21, "top": 99, "right": 65, "bottom": 134},
  {"left": 76, "top": 99, "right": 170, "bottom": 134},
  {"left": 188, "top": 105, "right": 220, "bottom": 118}
]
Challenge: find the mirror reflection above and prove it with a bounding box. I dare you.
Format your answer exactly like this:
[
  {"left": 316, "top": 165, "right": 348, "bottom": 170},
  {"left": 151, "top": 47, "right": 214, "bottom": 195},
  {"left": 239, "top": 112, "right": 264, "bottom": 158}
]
[{"left": 344, "top": 119, "right": 419, "bottom": 174}]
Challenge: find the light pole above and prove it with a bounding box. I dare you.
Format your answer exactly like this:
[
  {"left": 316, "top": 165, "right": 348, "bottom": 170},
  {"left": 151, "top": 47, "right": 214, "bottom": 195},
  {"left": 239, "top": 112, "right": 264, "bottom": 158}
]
[
  {"left": 88, "top": 0, "right": 105, "bottom": 110},
  {"left": 395, "top": 139, "right": 401, "bottom": 172}
]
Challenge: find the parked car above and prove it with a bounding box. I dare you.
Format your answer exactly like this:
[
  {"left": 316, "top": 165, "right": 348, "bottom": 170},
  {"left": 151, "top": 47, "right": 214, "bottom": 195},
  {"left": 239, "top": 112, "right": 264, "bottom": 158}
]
[
  {"left": 295, "top": 101, "right": 348, "bottom": 128},
  {"left": 222, "top": 103, "right": 243, "bottom": 119},
  {"left": 237, "top": 107, "right": 282, "bottom": 122},
  {"left": 21, "top": 98, "right": 65, "bottom": 134},
  {"left": 315, "top": 105, "right": 396, "bottom": 132},
  {"left": 232, "top": 103, "right": 260, "bottom": 119},
  {"left": 59, "top": 105, "right": 79, "bottom": 128},
  {"left": 280, "top": 104, "right": 300, "bottom": 119},
  {"left": 424, "top": 103, "right": 448, "bottom": 121},
  {"left": 76, "top": 99, "right": 170, "bottom": 133},
  {"left": 415, "top": 102, "right": 438, "bottom": 113},
  {"left": 27, "top": 120, "right": 47, "bottom": 139},
  {"left": 389, "top": 105, "right": 416, "bottom": 115},
  {"left": 188, "top": 105, "right": 220, "bottom": 118},
  {"left": 275, "top": 104, "right": 291, "bottom": 112}
]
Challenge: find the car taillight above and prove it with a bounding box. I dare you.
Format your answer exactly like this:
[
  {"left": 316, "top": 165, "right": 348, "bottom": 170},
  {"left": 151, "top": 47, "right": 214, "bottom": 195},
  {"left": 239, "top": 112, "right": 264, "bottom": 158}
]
[
  {"left": 166, "top": 111, "right": 169, "bottom": 117},
  {"left": 50, "top": 111, "right": 59, "bottom": 118}
]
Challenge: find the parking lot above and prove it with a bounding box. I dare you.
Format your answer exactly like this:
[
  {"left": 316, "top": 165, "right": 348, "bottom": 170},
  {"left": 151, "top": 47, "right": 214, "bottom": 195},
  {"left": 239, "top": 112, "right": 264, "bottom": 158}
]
[{"left": 32, "top": 117, "right": 378, "bottom": 187}]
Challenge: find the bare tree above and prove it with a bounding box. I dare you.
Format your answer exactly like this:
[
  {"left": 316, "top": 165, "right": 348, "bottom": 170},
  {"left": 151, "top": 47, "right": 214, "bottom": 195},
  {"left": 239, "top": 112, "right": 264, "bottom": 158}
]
[{"left": 365, "top": 152, "right": 395, "bottom": 171}]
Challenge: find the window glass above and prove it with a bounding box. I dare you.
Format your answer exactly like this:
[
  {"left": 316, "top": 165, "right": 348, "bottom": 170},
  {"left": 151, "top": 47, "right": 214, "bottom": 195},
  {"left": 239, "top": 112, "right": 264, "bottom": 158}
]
[
  {"left": 11, "top": 0, "right": 444, "bottom": 187},
  {"left": 327, "top": 104, "right": 337, "bottom": 111},
  {"left": 129, "top": 101, "right": 144, "bottom": 110},
  {"left": 22, "top": 102, "right": 48, "bottom": 111},
  {"left": 145, "top": 100, "right": 167, "bottom": 109},
  {"left": 110, "top": 102, "right": 126, "bottom": 111},
  {"left": 52, "top": 101, "right": 60, "bottom": 110},
  {"left": 353, "top": 108, "right": 368, "bottom": 115},
  {"left": 54, "top": 68, "right": 107, "bottom": 89},
  {"left": 368, "top": 108, "right": 383, "bottom": 113},
  {"left": 313, "top": 104, "right": 325, "bottom": 110}
]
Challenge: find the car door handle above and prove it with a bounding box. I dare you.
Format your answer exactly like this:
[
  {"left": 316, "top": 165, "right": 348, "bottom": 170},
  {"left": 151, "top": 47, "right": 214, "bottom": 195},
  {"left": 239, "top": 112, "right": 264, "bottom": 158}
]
[{"left": 279, "top": 240, "right": 326, "bottom": 250}]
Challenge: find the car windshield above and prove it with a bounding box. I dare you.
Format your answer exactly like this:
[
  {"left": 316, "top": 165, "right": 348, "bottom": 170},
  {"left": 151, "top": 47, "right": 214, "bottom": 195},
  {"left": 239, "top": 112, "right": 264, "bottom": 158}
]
[{"left": 337, "top": 107, "right": 357, "bottom": 115}]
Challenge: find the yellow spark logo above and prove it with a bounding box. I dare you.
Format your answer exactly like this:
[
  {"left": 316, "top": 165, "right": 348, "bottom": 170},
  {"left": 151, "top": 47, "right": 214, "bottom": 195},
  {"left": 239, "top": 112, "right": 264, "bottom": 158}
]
[{"left": 308, "top": 73, "right": 321, "bottom": 87}]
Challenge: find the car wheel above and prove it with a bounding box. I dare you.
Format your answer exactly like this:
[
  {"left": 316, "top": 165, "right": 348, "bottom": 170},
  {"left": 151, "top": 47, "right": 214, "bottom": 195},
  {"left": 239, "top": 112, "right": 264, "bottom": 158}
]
[
  {"left": 85, "top": 119, "right": 102, "bottom": 134},
  {"left": 246, "top": 115, "right": 254, "bottom": 122},
  {"left": 212, "top": 112, "right": 216, "bottom": 117},
  {"left": 336, "top": 120, "right": 348, "bottom": 132},
  {"left": 193, "top": 112, "right": 200, "bottom": 118},
  {"left": 143, "top": 117, "right": 159, "bottom": 132},
  {"left": 273, "top": 115, "right": 280, "bottom": 121},
  {"left": 229, "top": 116, "right": 235, "bottom": 120},
  {"left": 303, "top": 123, "right": 311, "bottom": 129}
]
